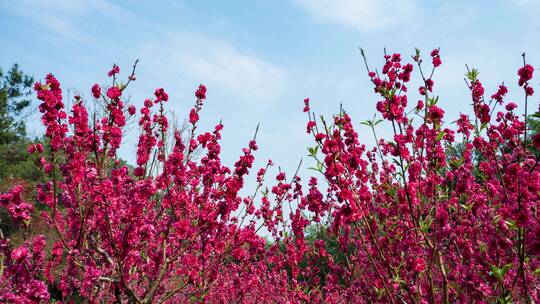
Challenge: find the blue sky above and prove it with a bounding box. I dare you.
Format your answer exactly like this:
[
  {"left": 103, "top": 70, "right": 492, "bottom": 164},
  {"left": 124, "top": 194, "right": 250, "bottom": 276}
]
[{"left": 1, "top": 0, "right": 539, "bottom": 181}]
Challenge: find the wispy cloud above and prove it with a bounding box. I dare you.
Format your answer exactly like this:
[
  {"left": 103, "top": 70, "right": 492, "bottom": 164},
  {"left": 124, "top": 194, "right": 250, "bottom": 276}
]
[
  {"left": 294, "top": 0, "right": 419, "bottom": 32},
  {"left": 1, "top": 0, "right": 288, "bottom": 110},
  {"left": 1, "top": 0, "right": 294, "bottom": 169},
  {"left": 135, "top": 31, "right": 287, "bottom": 110},
  {"left": 1, "top": 0, "right": 130, "bottom": 42}
]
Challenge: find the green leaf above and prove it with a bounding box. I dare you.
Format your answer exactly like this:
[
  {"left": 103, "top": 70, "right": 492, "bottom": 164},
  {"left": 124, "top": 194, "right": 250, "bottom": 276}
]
[
  {"left": 308, "top": 162, "right": 324, "bottom": 173},
  {"left": 496, "top": 293, "right": 513, "bottom": 304},
  {"left": 360, "top": 121, "right": 371, "bottom": 127},
  {"left": 117, "top": 82, "right": 127, "bottom": 91},
  {"left": 307, "top": 146, "right": 318, "bottom": 157},
  {"left": 466, "top": 68, "right": 480, "bottom": 82},
  {"left": 436, "top": 130, "right": 445, "bottom": 142},
  {"left": 419, "top": 217, "right": 433, "bottom": 233},
  {"left": 478, "top": 242, "right": 487, "bottom": 254},
  {"left": 480, "top": 122, "right": 488, "bottom": 132},
  {"left": 489, "top": 263, "right": 513, "bottom": 280},
  {"left": 392, "top": 275, "right": 405, "bottom": 284},
  {"left": 505, "top": 220, "right": 518, "bottom": 231},
  {"left": 460, "top": 203, "right": 472, "bottom": 211},
  {"left": 428, "top": 96, "right": 440, "bottom": 106},
  {"left": 307, "top": 145, "right": 319, "bottom": 157}
]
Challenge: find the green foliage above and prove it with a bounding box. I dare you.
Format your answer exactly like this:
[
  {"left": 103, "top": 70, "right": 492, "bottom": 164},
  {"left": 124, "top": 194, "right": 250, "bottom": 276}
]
[
  {"left": 466, "top": 67, "right": 480, "bottom": 82},
  {"left": 0, "top": 64, "right": 34, "bottom": 145},
  {"left": 527, "top": 113, "right": 540, "bottom": 155},
  {"left": 489, "top": 263, "right": 513, "bottom": 280},
  {"left": 0, "top": 64, "right": 42, "bottom": 241},
  {"left": 0, "top": 64, "right": 43, "bottom": 184},
  {"left": 0, "top": 140, "right": 42, "bottom": 182},
  {"left": 0, "top": 64, "right": 43, "bottom": 185}
]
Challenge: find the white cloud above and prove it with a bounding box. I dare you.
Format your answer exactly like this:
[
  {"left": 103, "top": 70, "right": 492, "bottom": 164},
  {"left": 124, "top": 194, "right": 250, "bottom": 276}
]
[
  {"left": 163, "top": 37, "right": 286, "bottom": 107},
  {"left": 1, "top": 0, "right": 131, "bottom": 42},
  {"left": 1, "top": 0, "right": 287, "bottom": 109},
  {"left": 294, "top": 0, "right": 419, "bottom": 32}
]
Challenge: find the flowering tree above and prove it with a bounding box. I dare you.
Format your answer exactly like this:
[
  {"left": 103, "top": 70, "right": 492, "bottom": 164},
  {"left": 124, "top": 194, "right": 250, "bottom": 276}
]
[
  {"left": 0, "top": 49, "right": 539, "bottom": 303},
  {"left": 268, "top": 50, "right": 540, "bottom": 303}
]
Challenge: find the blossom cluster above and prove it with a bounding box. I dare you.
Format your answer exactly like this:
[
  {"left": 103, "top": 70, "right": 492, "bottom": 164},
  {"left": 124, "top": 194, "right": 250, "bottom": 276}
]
[{"left": 0, "top": 50, "right": 539, "bottom": 303}]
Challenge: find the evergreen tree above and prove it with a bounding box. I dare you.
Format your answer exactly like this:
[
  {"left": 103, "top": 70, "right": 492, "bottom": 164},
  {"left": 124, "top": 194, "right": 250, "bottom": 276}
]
[{"left": 0, "top": 64, "right": 34, "bottom": 144}]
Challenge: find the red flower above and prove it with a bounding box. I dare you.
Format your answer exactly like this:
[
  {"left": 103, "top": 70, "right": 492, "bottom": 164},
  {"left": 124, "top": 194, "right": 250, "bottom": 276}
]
[
  {"left": 134, "top": 166, "right": 144, "bottom": 176},
  {"left": 154, "top": 88, "right": 169, "bottom": 102},
  {"left": 428, "top": 105, "right": 445, "bottom": 122},
  {"left": 518, "top": 64, "right": 534, "bottom": 86},
  {"left": 525, "top": 85, "right": 534, "bottom": 96},
  {"left": 195, "top": 84, "right": 207, "bottom": 99},
  {"left": 505, "top": 102, "right": 518, "bottom": 111},
  {"left": 416, "top": 100, "right": 424, "bottom": 110},
  {"left": 11, "top": 247, "right": 30, "bottom": 263},
  {"left": 430, "top": 48, "right": 442, "bottom": 67},
  {"left": 303, "top": 98, "right": 310, "bottom": 112},
  {"left": 107, "top": 64, "right": 120, "bottom": 77},
  {"left": 128, "top": 105, "right": 136, "bottom": 115},
  {"left": 106, "top": 87, "right": 122, "bottom": 99},
  {"left": 413, "top": 257, "right": 426, "bottom": 273},
  {"left": 491, "top": 84, "right": 508, "bottom": 103},
  {"left": 91, "top": 84, "right": 101, "bottom": 98},
  {"left": 189, "top": 108, "right": 199, "bottom": 124}
]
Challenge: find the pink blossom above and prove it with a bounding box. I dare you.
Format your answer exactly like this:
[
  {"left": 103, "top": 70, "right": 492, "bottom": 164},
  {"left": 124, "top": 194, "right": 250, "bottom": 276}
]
[
  {"left": 106, "top": 86, "right": 122, "bottom": 99},
  {"left": 91, "top": 83, "right": 101, "bottom": 98},
  {"left": 107, "top": 64, "right": 120, "bottom": 77}
]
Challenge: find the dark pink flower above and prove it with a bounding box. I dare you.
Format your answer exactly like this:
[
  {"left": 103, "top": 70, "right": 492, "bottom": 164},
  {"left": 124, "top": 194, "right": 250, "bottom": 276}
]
[
  {"left": 91, "top": 84, "right": 101, "bottom": 98},
  {"left": 107, "top": 64, "right": 120, "bottom": 77},
  {"left": 106, "top": 87, "right": 122, "bottom": 99},
  {"left": 525, "top": 85, "right": 534, "bottom": 96},
  {"left": 431, "top": 48, "right": 442, "bottom": 67},
  {"left": 195, "top": 84, "right": 207, "bottom": 99},
  {"left": 518, "top": 64, "right": 534, "bottom": 86},
  {"left": 505, "top": 102, "right": 518, "bottom": 111},
  {"left": 428, "top": 105, "right": 445, "bottom": 122},
  {"left": 189, "top": 108, "right": 199, "bottom": 124},
  {"left": 128, "top": 105, "right": 136, "bottom": 115},
  {"left": 11, "top": 246, "right": 30, "bottom": 263},
  {"left": 303, "top": 98, "right": 310, "bottom": 112},
  {"left": 491, "top": 84, "right": 508, "bottom": 103},
  {"left": 154, "top": 88, "right": 169, "bottom": 102}
]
